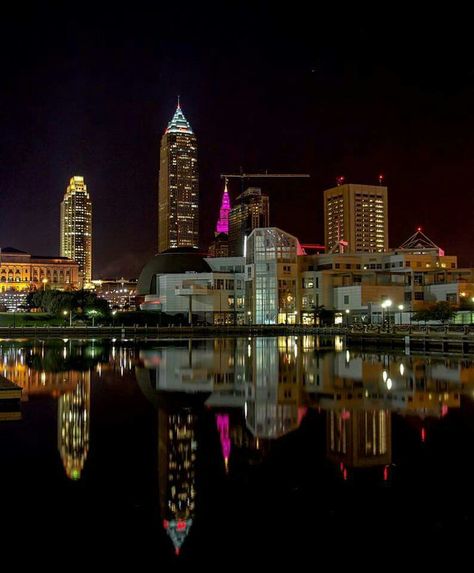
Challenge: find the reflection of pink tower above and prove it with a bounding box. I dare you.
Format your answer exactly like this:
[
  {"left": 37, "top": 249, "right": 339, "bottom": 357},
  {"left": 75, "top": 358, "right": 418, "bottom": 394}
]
[
  {"left": 216, "top": 413, "right": 231, "bottom": 471},
  {"left": 215, "top": 180, "right": 231, "bottom": 235}
]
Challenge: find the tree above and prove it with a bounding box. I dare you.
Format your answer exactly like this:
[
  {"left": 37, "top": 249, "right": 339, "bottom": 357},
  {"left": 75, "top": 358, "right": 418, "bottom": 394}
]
[{"left": 413, "top": 301, "right": 456, "bottom": 324}]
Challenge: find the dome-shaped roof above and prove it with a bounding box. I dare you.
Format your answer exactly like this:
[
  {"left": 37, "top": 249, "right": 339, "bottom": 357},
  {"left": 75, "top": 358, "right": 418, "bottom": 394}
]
[{"left": 137, "top": 248, "right": 212, "bottom": 295}]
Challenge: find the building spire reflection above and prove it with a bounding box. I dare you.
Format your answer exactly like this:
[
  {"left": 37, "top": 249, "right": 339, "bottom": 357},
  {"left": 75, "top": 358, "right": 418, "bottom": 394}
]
[{"left": 159, "top": 406, "right": 197, "bottom": 555}]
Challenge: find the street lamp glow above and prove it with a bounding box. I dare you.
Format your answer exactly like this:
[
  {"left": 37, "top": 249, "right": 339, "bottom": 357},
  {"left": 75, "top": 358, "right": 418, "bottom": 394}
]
[{"left": 398, "top": 304, "right": 404, "bottom": 311}]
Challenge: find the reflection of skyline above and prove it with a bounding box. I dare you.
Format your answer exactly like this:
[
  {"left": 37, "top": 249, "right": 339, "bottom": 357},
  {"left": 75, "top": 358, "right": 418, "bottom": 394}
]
[{"left": 327, "top": 409, "right": 391, "bottom": 475}]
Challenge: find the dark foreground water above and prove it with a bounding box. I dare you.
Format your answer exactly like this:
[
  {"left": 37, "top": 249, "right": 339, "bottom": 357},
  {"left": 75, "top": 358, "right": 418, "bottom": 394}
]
[{"left": 1, "top": 336, "right": 474, "bottom": 567}]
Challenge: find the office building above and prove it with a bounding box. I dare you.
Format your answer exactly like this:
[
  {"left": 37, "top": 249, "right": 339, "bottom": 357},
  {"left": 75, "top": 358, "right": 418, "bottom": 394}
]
[
  {"left": 324, "top": 183, "right": 388, "bottom": 253},
  {"left": 158, "top": 102, "right": 199, "bottom": 252},
  {"left": 228, "top": 187, "right": 269, "bottom": 256},
  {"left": 60, "top": 176, "right": 93, "bottom": 288}
]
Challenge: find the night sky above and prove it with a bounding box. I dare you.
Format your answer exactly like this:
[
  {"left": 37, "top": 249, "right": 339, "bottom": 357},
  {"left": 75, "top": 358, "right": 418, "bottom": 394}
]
[{"left": 1, "top": 3, "right": 473, "bottom": 277}]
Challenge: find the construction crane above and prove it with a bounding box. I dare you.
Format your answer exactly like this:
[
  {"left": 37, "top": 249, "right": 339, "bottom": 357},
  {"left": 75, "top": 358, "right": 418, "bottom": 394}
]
[
  {"left": 220, "top": 172, "right": 310, "bottom": 195},
  {"left": 220, "top": 173, "right": 310, "bottom": 179}
]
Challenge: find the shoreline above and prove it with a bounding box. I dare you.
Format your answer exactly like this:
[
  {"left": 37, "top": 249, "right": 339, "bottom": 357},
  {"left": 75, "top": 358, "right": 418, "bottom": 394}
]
[{"left": 0, "top": 324, "right": 473, "bottom": 355}]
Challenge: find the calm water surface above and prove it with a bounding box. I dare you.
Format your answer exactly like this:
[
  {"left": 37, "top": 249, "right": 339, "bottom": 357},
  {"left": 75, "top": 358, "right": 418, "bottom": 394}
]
[{"left": 1, "top": 336, "right": 474, "bottom": 567}]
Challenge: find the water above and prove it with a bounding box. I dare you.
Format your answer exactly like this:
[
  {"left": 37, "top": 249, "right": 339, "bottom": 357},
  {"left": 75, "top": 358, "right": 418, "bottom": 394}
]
[{"left": 1, "top": 336, "right": 474, "bottom": 567}]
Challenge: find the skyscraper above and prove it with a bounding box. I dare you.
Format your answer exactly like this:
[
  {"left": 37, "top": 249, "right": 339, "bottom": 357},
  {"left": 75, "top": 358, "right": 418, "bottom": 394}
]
[
  {"left": 158, "top": 102, "right": 199, "bottom": 253},
  {"left": 324, "top": 183, "right": 388, "bottom": 253},
  {"left": 215, "top": 179, "right": 231, "bottom": 235},
  {"left": 60, "top": 176, "right": 92, "bottom": 288},
  {"left": 228, "top": 187, "right": 269, "bottom": 256}
]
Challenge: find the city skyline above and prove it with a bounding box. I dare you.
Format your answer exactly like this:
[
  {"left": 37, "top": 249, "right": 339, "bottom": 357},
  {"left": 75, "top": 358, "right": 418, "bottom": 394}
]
[{"left": 1, "top": 4, "right": 473, "bottom": 278}]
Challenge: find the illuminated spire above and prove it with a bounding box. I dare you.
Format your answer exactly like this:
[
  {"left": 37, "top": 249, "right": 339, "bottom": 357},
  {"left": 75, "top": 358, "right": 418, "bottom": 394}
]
[
  {"left": 165, "top": 102, "right": 193, "bottom": 135},
  {"left": 215, "top": 180, "right": 231, "bottom": 235}
]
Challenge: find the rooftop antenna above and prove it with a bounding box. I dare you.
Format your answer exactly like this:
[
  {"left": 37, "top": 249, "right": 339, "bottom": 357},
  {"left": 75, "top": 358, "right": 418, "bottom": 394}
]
[
  {"left": 336, "top": 176, "right": 345, "bottom": 186},
  {"left": 378, "top": 173, "right": 384, "bottom": 185}
]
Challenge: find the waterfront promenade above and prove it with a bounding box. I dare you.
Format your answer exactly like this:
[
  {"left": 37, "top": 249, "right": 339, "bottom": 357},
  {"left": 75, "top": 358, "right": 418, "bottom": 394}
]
[{"left": 0, "top": 323, "right": 473, "bottom": 353}]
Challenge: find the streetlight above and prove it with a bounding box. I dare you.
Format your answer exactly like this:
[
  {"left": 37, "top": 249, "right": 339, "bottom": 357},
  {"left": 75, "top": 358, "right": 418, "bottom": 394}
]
[
  {"left": 345, "top": 308, "right": 350, "bottom": 328},
  {"left": 247, "top": 310, "right": 252, "bottom": 325},
  {"left": 42, "top": 277, "right": 48, "bottom": 291},
  {"left": 63, "top": 309, "right": 72, "bottom": 327}
]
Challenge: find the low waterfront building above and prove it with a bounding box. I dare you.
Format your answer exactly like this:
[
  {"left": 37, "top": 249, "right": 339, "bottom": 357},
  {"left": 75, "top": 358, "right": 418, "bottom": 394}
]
[
  {"left": 137, "top": 248, "right": 246, "bottom": 324},
  {"left": 0, "top": 247, "right": 80, "bottom": 310}
]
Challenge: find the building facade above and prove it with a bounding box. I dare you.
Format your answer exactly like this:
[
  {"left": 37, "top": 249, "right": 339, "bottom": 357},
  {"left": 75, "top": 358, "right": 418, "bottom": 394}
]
[
  {"left": 0, "top": 246, "right": 79, "bottom": 296},
  {"left": 228, "top": 187, "right": 270, "bottom": 256},
  {"left": 324, "top": 183, "right": 388, "bottom": 253},
  {"left": 245, "top": 228, "right": 300, "bottom": 324},
  {"left": 60, "top": 176, "right": 93, "bottom": 288},
  {"left": 158, "top": 103, "right": 199, "bottom": 252}
]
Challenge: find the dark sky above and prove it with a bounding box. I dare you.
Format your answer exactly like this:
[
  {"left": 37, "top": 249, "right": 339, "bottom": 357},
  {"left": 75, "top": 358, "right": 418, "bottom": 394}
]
[{"left": 1, "top": 2, "right": 473, "bottom": 277}]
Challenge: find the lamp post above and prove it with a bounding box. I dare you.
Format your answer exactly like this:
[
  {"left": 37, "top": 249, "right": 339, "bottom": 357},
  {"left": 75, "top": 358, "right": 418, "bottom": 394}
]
[
  {"left": 63, "top": 309, "right": 72, "bottom": 327},
  {"left": 88, "top": 309, "right": 99, "bottom": 327},
  {"left": 345, "top": 308, "right": 350, "bottom": 328},
  {"left": 381, "top": 299, "right": 392, "bottom": 329},
  {"left": 398, "top": 304, "right": 404, "bottom": 326},
  {"left": 42, "top": 277, "right": 48, "bottom": 291}
]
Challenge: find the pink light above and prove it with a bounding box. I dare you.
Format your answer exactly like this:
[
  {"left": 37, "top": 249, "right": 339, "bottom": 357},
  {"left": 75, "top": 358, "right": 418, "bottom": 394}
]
[
  {"left": 216, "top": 413, "right": 231, "bottom": 462},
  {"left": 297, "top": 406, "right": 307, "bottom": 426},
  {"left": 417, "top": 226, "right": 422, "bottom": 232},
  {"left": 163, "top": 519, "right": 169, "bottom": 529},
  {"left": 343, "top": 468, "right": 348, "bottom": 481},
  {"left": 383, "top": 466, "right": 389, "bottom": 481},
  {"left": 341, "top": 410, "right": 351, "bottom": 420},
  {"left": 215, "top": 181, "right": 231, "bottom": 235},
  {"left": 421, "top": 427, "right": 426, "bottom": 442},
  {"left": 441, "top": 404, "right": 448, "bottom": 417}
]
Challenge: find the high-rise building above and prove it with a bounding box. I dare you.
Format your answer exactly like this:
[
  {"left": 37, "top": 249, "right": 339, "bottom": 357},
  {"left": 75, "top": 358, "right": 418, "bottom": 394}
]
[
  {"left": 60, "top": 176, "right": 92, "bottom": 288},
  {"left": 215, "top": 180, "right": 231, "bottom": 235},
  {"left": 158, "top": 102, "right": 199, "bottom": 253},
  {"left": 324, "top": 183, "right": 388, "bottom": 253},
  {"left": 228, "top": 187, "right": 269, "bottom": 256}
]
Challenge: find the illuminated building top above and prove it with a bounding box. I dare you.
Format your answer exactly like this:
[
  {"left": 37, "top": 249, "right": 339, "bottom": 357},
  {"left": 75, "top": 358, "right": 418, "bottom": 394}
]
[
  {"left": 215, "top": 180, "right": 231, "bottom": 235},
  {"left": 165, "top": 103, "right": 194, "bottom": 135}
]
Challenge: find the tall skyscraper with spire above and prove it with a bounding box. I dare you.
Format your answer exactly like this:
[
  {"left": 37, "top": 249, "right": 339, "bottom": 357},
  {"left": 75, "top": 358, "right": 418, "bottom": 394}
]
[
  {"left": 60, "top": 176, "right": 92, "bottom": 288},
  {"left": 158, "top": 100, "right": 199, "bottom": 253},
  {"left": 215, "top": 179, "right": 231, "bottom": 235}
]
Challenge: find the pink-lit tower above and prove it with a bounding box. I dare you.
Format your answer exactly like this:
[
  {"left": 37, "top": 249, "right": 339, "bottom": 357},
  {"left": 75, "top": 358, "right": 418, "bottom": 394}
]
[{"left": 215, "top": 179, "right": 231, "bottom": 236}]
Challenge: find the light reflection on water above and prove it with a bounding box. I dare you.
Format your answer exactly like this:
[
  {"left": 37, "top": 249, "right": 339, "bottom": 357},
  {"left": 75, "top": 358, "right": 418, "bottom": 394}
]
[{"left": 1, "top": 336, "right": 474, "bottom": 563}]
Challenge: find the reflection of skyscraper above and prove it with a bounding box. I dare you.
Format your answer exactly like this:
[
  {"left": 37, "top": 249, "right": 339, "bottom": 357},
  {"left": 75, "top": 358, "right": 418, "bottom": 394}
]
[
  {"left": 58, "top": 373, "right": 90, "bottom": 480},
  {"left": 159, "top": 407, "right": 197, "bottom": 555},
  {"left": 216, "top": 413, "right": 231, "bottom": 471}
]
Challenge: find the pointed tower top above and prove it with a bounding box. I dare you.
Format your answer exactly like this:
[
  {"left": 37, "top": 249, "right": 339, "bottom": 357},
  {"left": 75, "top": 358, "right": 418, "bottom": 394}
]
[
  {"left": 165, "top": 102, "right": 193, "bottom": 135},
  {"left": 399, "top": 228, "right": 445, "bottom": 256},
  {"left": 215, "top": 180, "right": 231, "bottom": 235}
]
